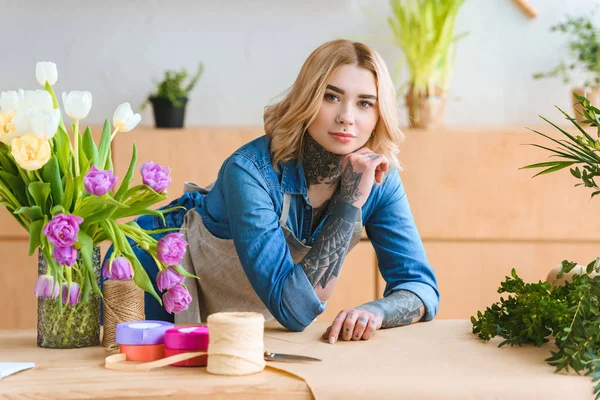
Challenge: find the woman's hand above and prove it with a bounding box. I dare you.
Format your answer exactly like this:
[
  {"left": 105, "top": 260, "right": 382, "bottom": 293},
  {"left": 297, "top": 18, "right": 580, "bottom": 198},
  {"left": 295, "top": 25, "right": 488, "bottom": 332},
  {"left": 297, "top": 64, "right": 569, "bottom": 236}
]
[
  {"left": 338, "top": 148, "right": 389, "bottom": 209},
  {"left": 321, "top": 308, "right": 383, "bottom": 344}
]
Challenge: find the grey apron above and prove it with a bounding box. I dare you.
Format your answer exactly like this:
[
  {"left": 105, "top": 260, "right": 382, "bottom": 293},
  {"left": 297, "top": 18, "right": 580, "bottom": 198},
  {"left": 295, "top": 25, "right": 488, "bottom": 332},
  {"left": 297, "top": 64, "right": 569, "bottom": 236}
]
[{"left": 174, "top": 182, "right": 364, "bottom": 324}]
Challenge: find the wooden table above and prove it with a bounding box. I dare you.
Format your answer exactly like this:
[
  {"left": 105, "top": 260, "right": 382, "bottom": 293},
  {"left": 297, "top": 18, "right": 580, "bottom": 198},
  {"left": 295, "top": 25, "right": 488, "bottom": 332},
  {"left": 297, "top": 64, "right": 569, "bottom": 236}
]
[{"left": 0, "top": 321, "right": 595, "bottom": 399}]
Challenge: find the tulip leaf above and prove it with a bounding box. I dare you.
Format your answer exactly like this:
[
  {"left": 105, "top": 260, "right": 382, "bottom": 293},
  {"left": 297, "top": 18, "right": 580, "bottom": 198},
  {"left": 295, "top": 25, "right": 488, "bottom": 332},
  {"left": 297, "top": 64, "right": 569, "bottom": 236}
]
[
  {"left": 0, "top": 171, "right": 27, "bottom": 205},
  {"left": 97, "top": 120, "right": 111, "bottom": 170},
  {"left": 114, "top": 143, "right": 138, "bottom": 201},
  {"left": 62, "top": 173, "right": 74, "bottom": 212},
  {"left": 82, "top": 126, "right": 99, "bottom": 167},
  {"left": 109, "top": 219, "right": 161, "bottom": 304},
  {"left": 27, "top": 182, "right": 51, "bottom": 213},
  {"left": 78, "top": 230, "right": 102, "bottom": 297},
  {"left": 50, "top": 205, "right": 65, "bottom": 216},
  {"left": 0, "top": 151, "right": 18, "bottom": 176},
  {"left": 104, "top": 148, "right": 114, "bottom": 172},
  {"left": 42, "top": 156, "right": 64, "bottom": 207},
  {"left": 83, "top": 205, "right": 118, "bottom": 226},
  {"left": 53, "top": 124, "right": 72, "bottom": 176},
  {"left": 14, "top": 206, "right": 43, "bottom": 222},
  {"left": 172, "top": 265, "right": 199, "bottom": 280},
  {"left": 28, "top": 219, "right": 44, "bottom": 256},
  {"left": 77, "top": 126, "right": 89, "bottom": 174}
]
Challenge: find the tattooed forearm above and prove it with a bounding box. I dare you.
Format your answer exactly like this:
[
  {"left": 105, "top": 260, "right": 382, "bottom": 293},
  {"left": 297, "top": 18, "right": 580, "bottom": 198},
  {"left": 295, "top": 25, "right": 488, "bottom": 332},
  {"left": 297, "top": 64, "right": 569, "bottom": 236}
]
[
  {"left": 303, "top": 134, "right": 343, "bottom": 186},
  {"left": 356, "top": 290, "right": 425, "bottom": 328},
  {"left": 301, "top": 199, "right": 358, "bottom": 291},
  {"left": 302, "top": 215, "right": 354, "bottom": 288},
  {"left": 337, "top": 162, "right": 362, "bottom": 205}
]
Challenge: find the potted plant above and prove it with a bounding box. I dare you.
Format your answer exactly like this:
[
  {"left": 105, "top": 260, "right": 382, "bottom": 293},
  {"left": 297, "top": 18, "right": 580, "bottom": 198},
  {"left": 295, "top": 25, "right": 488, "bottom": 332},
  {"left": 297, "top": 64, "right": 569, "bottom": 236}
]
[
  {"left": 0, "top": 62, "right": 196, "bottom": 348},
  {"left": 142, "top": 62, "right": 204, "bottom": 129},
  {"left": 533, "top": 15, "right": 600, "bottom": 117},
  {"left": 387, "top": 0, "right": 466, "bottom": 130}
]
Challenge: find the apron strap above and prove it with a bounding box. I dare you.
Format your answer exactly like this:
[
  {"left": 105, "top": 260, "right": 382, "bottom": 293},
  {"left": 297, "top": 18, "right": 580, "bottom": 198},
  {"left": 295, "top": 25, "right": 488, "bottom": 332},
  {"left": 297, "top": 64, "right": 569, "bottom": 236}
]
[{"left": 279, "top": 193, "right": 292, "bottom": 227}]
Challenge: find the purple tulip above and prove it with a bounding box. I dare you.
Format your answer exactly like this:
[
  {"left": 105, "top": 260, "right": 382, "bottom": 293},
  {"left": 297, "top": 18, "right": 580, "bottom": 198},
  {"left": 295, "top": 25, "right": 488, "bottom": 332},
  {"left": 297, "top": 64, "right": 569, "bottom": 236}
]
[
  {"left": 54, "top": 246, "right": 77, "bottom": 266},
  {"left": 162, "top": 284, "right": 192, "bottom": 314},
  {"left": 43, "top": 214, "right": 83, "bottom": 247},
  {"left": 157, "top": 232, "right": 187, "bottom": 266},
  {"left": 61, "top": 282, "right": 81, "bottom": 306},
  {"left": 140, "top": 161, "right": 171, "bottom": 193},
  {"left": 157, "top": 267, "right": 185, "bottom": 292},
  {"left": 84, "top": 166, "right": 117, "bottom": 196},
  {"left": 102, "top": 257, "right": 134, "bottom": 280},
  {"left": 34, "top": 275, "right": 60, "bottom": 298}
]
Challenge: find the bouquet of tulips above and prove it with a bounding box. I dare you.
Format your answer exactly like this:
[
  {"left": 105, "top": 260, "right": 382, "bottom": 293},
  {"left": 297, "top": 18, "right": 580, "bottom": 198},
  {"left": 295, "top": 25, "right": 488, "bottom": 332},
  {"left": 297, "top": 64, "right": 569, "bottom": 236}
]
[{"left": 0, "top": 62, "right": 194, "bottom": 313}]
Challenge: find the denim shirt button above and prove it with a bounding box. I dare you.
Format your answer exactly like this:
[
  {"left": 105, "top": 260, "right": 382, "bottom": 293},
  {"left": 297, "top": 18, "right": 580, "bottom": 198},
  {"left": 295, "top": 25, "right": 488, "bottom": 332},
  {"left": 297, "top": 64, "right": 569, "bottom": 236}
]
[
  {"left": 302, "top": 239, "right": 306, "bottom": 244},
  {"left": 305, "top": 205, "right": 311, "bottom": 210}
]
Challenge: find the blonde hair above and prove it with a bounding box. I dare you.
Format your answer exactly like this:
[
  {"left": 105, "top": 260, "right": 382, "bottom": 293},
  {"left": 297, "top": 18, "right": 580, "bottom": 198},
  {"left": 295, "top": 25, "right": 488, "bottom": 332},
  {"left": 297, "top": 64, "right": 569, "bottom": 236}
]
[{"left": 264, "top": 39, "right": 404, "bottom": 172}]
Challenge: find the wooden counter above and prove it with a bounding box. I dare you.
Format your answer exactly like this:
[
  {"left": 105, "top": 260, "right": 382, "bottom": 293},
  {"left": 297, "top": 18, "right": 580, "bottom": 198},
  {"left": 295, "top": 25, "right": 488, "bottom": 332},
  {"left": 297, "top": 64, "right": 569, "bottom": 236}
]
[{"left": 0, "top": 320, "right": 595, "bottom": 399}]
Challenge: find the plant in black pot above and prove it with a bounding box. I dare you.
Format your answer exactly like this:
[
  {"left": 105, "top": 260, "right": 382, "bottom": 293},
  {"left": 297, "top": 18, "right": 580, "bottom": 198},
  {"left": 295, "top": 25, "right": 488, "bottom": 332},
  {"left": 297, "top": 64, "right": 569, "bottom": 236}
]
[{"left": 142, "top": 62, "right": 204, "bottom": 128}]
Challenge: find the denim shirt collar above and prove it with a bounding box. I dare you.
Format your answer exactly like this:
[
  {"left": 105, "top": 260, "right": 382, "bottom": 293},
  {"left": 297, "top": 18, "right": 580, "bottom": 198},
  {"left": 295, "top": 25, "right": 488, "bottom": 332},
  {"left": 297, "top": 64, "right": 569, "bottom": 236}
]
[{"left": 279, "top": 159, "right": 308, "bottom": 197}]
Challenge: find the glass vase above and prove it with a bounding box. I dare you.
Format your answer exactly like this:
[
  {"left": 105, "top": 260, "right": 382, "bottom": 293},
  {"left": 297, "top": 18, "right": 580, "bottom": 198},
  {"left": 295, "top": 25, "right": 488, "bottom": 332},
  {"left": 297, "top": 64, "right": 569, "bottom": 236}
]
[{"left": 37, "top": 247, "right": 101, "bottom": 349}]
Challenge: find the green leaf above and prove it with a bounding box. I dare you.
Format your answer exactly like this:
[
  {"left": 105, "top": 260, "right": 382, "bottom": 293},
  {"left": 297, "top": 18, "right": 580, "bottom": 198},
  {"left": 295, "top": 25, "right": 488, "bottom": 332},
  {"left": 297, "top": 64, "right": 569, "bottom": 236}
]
[
  {"left": 81, "top": 205, "right": 118, "bottom": 226},
  {"left": 97, "top": 120, "right": 112, "bottom": 170},
  {"left": 82, "top": 126, "right": 99, "bottom": 167},
  {"left": 76, "top": 125, "right": 90, "bottom": 174},
  {"left": 14, "top": 206, "right": 43, "bottom": 222},
  {"left": 42, "top": 156, "right": 63, "bottom": 207},
  {"left": 62, "top": 173, "right": 74, "bottom": 212},
  {"left": 0, "top": 151, "right": 18, "bottom": 175},
  {"left": 570, "top": 167, "right": 582, "bottom": 179},
  {"left": 77, "top": 230, "right": 102, "bottom": 298},
  {"left": 110, "top": 220, "right": 161, "bottom": 304},
  {"left": 50, "top": 205, "right": 65, "bottom": 216},
  {"left": 0, "top": 171, "right": 27, "bottom": 205},
  {"left": 28, "top": 220, "right": 44, "bottom": 256},
  {"left": 27, "top": 182, "right": 51, "bottom": 213},
  {"left": 114, "top": 143, "right": 138, "bottom": 201},
  {"left": 172, "top": 265, "right": 199, "bottom": 280},
  {"left": 53, "top": 124, "right": 72, "bottom": 176},
  {"left": 587, "top": 258, "right": 600, "bottom": 274},
  {"left": 104, "top": 148, "right": 114, "bottom": 171}
]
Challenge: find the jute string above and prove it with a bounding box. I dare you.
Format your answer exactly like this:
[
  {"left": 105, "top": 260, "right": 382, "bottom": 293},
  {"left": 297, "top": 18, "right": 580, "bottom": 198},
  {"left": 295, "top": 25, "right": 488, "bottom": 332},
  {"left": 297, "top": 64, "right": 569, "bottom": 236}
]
[
  {"left": 104, "top": 312, "right": 266, "bottom": 375},
  {"left": 102, "top": 280, "right": 145, "bottom": 349}
]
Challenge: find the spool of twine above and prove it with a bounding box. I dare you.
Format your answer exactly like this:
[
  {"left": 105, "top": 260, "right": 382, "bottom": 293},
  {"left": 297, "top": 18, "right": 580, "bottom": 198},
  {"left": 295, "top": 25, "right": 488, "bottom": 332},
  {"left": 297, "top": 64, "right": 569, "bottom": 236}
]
[
  {"left": 104, "top": 312, "right": 266, "bottom": 375},
  {"left": 206, "top": 312, "right": 266, "bottom": 375},
  {"left": 102, "top": 280, "right": 145, "bottom": 349}
]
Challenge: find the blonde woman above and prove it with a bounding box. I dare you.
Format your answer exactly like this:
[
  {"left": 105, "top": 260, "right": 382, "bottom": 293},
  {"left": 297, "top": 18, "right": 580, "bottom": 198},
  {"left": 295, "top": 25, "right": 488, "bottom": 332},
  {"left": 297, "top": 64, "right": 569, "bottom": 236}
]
[{"left": 103, "top": 39, "right": 439, "bottom": 343}]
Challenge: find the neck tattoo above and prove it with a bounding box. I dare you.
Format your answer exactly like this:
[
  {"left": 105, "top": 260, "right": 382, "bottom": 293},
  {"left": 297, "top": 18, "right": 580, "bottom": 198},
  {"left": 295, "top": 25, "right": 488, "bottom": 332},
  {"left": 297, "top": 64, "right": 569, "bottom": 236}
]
[{"left": 303, "top": 134, "right": 343, "bottom": 186}]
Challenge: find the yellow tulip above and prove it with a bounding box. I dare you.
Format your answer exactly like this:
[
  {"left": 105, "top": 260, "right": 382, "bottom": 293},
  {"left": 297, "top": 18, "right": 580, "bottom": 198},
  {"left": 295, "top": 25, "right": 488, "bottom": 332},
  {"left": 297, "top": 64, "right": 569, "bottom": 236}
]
[
  {"left": 10, "top": 134, "right": 51, "bottom": 171},
  {"left": 0, "top": 112, "right": 18, "bottom": 145}
]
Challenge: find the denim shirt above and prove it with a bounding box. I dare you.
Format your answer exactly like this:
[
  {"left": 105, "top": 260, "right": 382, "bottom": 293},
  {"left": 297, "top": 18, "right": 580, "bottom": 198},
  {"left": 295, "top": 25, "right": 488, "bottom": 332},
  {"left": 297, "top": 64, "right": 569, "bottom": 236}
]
[{"left": 192, "top": 135, "right": 439, "bottom": 331}]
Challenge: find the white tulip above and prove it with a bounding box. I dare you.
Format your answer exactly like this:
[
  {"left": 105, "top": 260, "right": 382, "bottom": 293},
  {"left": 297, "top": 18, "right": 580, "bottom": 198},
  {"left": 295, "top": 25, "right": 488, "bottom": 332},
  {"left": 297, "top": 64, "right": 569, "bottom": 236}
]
[
  {"left": 30, "top": 109, "right": 61, "bottom": 139},
  {"left": 36, "top": 62, "right": 58, "bottom": 86},
  {"left": 0, "top": 91, "right": 20, "bottom": 115},
  {"left": 12, "top": 108, "right": 34, "bottom": 135},
  {"left": 62, "top": 91, "right": 92, "bottom": 120},
  {"left": 21, "top": 90, "right": 53, "bottom": 113},
  {"left": 112, "top": 102, "right": 141, "bottom": 132}
]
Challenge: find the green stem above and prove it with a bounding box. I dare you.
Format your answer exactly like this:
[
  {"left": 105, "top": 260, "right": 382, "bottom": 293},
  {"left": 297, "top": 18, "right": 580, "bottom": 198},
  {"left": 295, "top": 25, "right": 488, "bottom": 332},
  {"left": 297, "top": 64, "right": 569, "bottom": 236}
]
[{"left": 73, "top": 120, "right": 80, "bottom": 176}]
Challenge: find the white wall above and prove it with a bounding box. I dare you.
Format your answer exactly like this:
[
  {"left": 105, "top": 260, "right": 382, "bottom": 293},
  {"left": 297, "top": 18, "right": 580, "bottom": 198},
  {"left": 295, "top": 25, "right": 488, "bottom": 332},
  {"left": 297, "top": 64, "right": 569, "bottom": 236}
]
[{"left": 0, "top": 0, "right": 594, "bottom": 127}]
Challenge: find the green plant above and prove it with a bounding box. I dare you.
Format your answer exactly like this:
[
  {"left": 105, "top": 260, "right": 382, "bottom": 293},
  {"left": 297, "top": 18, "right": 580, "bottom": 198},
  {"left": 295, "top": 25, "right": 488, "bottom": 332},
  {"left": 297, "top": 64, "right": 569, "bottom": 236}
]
[
  {"left": 142, "top": 62, "right": 204, "bottom": 109},
  {"left": 522, "top": 93, "right": 600, "bottom": 198},
  {"left": 387, "top": 0, "right": 466, "bottom": 97},
  {"left": 471, "top": 263, "right": 600, "bottom": 399},
  {"left": 471, "top": 95, "right": 600, "bottom": 398},
  {"left": 533, "top": 15, "right": 600, "bottom": 89}
]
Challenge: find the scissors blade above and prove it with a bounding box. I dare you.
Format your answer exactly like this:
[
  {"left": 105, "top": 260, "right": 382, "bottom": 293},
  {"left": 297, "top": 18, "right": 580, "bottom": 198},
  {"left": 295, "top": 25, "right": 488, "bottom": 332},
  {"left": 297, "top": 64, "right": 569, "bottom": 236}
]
[{"left": 264, "top": 351, "right": 321, "bottom": 362}]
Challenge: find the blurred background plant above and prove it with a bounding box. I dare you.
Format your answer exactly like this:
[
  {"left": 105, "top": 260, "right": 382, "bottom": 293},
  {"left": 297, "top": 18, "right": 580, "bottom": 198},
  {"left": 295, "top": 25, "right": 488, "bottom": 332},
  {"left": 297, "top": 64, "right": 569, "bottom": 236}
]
[{"left": 386, "top": 0, "right": 467, "bottom": 129}]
